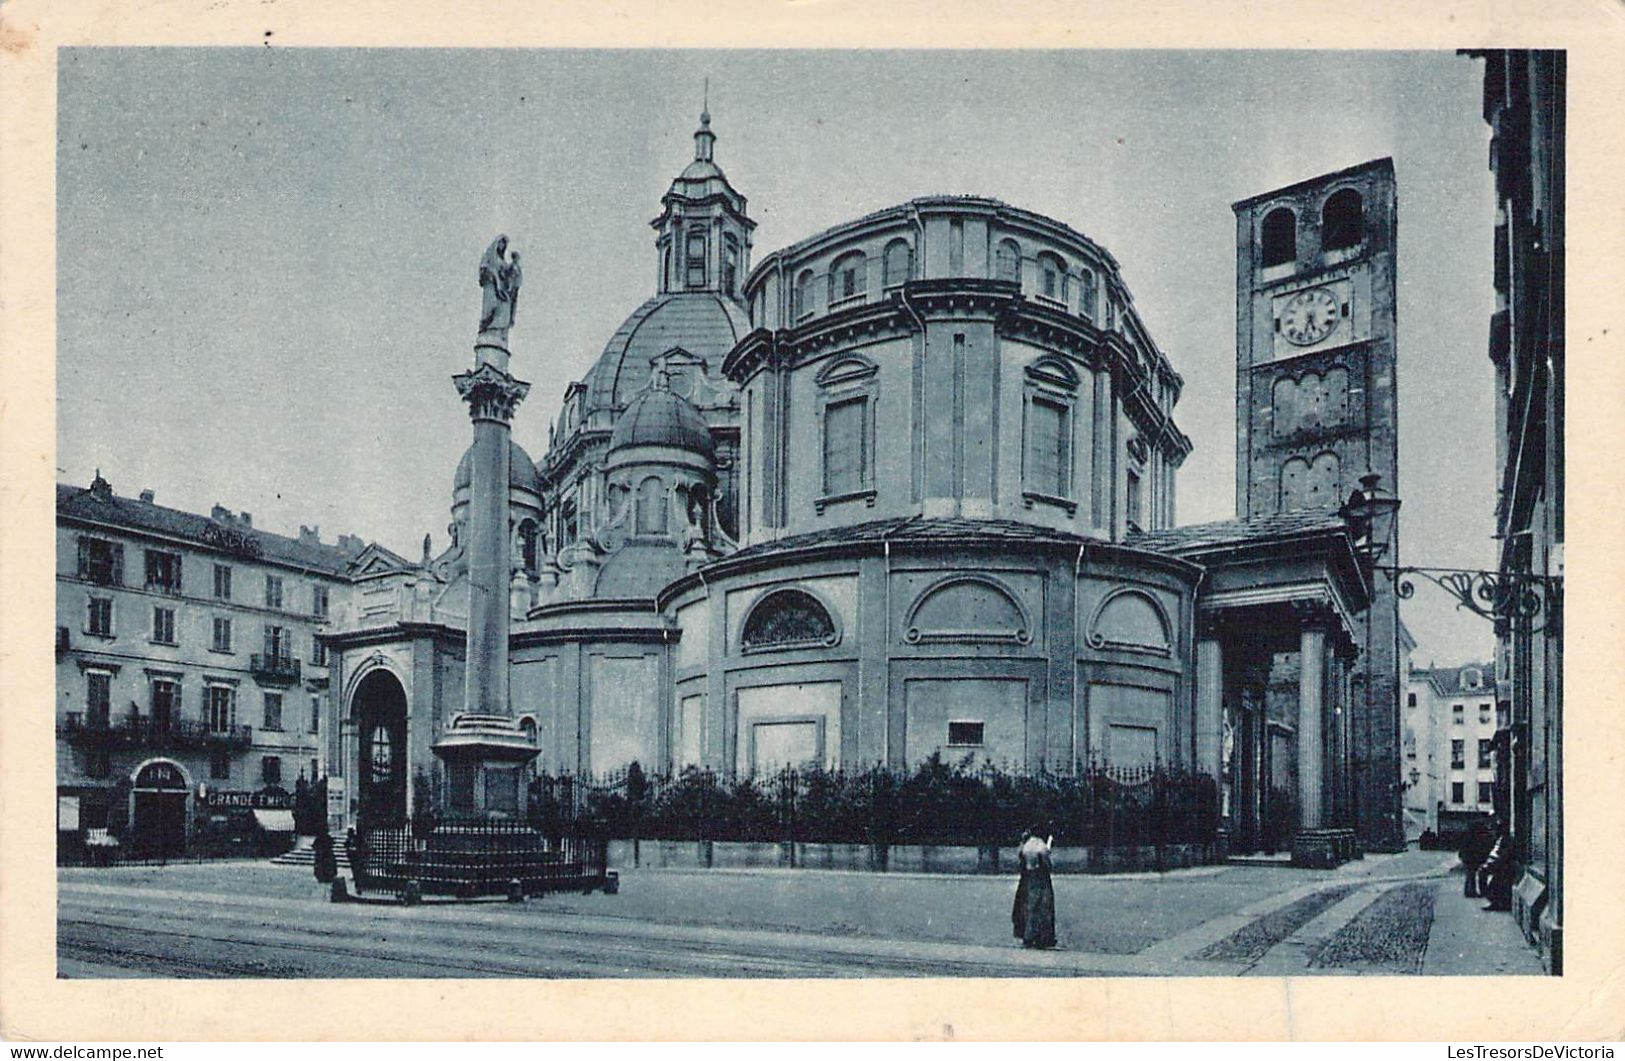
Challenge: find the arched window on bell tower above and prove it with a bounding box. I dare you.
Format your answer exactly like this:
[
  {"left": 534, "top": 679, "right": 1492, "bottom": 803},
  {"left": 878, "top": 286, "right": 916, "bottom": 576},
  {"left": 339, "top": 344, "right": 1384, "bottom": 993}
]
[
  {"left": 1261, "top": 207, "right": 1297, "bottom": 267},
  {"left": 1322, "top": 188, "right": 1364, "bottom": 251}
]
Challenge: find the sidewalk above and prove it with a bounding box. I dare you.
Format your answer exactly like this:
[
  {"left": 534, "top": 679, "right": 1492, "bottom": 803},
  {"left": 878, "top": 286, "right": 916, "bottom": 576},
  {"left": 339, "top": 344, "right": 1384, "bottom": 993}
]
[{"left": 1421, "top": 866, "right": 1547, "bottom": 975}]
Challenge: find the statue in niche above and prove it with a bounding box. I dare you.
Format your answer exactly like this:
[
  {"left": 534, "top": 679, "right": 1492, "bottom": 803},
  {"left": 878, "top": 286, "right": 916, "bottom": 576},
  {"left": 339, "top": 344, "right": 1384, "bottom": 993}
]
[{"left": 478, "top": 234, "right": 524, "bottom": 337}]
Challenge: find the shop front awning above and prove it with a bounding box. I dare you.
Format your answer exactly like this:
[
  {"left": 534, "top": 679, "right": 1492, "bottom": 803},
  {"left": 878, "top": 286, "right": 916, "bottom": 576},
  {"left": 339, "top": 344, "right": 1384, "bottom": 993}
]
[{"left": 252, "top": 809, "right": 296, "bottom": 832}]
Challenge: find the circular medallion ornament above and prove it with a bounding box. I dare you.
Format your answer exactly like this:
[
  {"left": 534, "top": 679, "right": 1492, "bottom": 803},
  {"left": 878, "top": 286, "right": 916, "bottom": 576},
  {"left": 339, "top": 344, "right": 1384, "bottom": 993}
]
[{"left": 1280, "top": 287, "right": 1341, "bottom": 346}]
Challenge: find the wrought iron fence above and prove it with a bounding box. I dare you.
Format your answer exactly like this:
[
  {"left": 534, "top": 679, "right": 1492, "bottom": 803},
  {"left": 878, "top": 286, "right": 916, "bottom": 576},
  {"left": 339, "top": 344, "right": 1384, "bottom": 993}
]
[
  {"left": 529, "top": 757, "right": 1219, "bottom": 849},
  {"left": 346, "top": 816, "right": 609, "bottom": 899}
]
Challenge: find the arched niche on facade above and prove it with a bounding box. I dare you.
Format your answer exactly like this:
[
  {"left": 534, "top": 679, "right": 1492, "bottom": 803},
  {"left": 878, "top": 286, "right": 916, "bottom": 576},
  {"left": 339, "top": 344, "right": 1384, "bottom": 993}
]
[
  {"left": 1086, "top": 587, "right": 1173, "bottom": 656},
  {"left": 739, "top": 587, "right": 841, "bottom": 654},
  {"left": 904, "top": 574, "right": 1032, "bottom": 646}
]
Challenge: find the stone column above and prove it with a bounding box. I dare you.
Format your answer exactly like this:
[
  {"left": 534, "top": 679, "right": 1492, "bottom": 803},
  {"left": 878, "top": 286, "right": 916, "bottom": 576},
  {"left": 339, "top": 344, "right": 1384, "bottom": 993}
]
[
  {"left": 1195, "top": 624, "right": 1224, "bottom": 780},
  {"left": 1297, "top": 625, "right": 1326, "bottom": 831},
  {"left": 454, "top": 358, "right": 528, "bottom": 717}
]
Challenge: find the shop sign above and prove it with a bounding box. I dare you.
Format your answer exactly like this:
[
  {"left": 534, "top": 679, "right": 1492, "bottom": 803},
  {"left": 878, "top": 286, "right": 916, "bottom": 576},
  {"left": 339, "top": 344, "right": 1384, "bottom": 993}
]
[{"left": 199, "top": 789, "right": 294, "bottom": 809}]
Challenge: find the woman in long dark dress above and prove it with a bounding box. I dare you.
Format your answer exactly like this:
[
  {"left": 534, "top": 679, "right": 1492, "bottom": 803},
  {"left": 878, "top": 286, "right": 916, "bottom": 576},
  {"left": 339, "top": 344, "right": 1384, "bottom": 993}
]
[{"left": 1011, "top": 826, "right": 1057, "bottom": 949}]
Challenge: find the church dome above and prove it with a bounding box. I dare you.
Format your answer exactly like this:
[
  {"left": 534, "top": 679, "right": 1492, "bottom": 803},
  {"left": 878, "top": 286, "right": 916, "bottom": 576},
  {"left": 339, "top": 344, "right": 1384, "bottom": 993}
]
[
  {"left": 581, "top": 292, "right": 749, "bottom": 415},
  {"left": 453, "top": 438, "right": 541, "bottom": 494},
  {"left": 608, "top": 383, "right": 714, "bottom": 458}
]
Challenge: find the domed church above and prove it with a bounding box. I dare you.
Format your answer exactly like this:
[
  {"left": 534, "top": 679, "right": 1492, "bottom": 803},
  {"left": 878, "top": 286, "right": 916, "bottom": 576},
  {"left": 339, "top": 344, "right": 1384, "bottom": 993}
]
[{"left": 325, "top": 108, "right": 1406, "bottom": 861}]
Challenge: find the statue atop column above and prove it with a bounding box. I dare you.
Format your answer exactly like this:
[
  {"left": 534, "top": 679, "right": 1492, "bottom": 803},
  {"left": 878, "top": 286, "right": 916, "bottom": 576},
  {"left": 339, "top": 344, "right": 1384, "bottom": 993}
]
[{"left": 478, "top": 234, "right": 524, "bottom": 339}]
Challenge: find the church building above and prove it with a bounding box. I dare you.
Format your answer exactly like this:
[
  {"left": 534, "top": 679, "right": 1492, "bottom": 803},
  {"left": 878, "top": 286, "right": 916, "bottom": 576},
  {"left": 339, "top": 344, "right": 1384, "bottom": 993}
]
[{"left": 291, "top": 110, "right": 1399, "bottom": 864}]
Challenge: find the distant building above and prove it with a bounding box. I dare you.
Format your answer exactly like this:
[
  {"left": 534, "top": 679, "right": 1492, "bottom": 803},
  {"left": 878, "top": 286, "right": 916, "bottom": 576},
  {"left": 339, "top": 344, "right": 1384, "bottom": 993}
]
[
  {"left": 54, "top": 473, "right": 378, "bottom": 859},
  {"left": 1466, "top": 48, "right": 1565, "bottom": 973},
  {"left": 1406, "top": 661, "right": 1503, "bottom": 838}
]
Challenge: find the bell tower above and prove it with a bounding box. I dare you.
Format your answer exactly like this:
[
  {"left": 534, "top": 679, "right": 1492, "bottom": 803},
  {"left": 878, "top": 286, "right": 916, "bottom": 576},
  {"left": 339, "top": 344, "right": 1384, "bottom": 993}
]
[
  {"left": 652, "top": 95, "right": 755, "bottom": 299},
  {"left": 1233, "top": 157, "right": 1406, "bottom": 852}
]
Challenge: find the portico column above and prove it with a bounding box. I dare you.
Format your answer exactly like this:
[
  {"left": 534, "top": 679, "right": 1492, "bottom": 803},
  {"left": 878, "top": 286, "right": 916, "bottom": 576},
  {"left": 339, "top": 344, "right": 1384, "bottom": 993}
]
[
  {"left": 1297, "top": 625, "right": 1326, "bottom": 830},
  {"left": 1195, "top": 621, "right": 1224, "bottom": 781}
]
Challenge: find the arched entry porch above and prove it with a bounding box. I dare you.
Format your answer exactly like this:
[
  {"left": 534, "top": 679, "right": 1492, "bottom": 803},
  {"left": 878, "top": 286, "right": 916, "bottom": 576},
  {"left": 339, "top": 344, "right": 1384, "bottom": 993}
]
[
  {"left": 351, "top": 669, "right": 409, "bottom": 828},
  {"left": 130, "top": 758, "right": 190, "bottom": 859}
]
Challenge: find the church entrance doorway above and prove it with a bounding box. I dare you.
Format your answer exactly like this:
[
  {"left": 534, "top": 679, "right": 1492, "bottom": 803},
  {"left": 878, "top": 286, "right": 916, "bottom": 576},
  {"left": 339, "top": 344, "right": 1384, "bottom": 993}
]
[
  {"left": 353, "top": 670, "right": 409, "bottom": 827},
  {"left": 130, "top": 759, "right": 189, "bottom": 860}
]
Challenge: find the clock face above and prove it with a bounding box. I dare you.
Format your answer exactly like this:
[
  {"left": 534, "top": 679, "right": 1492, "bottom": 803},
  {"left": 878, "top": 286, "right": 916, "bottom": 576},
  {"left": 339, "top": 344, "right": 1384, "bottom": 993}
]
[{"left": 1280, "top": 287, "right": 1341, "bottom": 346}]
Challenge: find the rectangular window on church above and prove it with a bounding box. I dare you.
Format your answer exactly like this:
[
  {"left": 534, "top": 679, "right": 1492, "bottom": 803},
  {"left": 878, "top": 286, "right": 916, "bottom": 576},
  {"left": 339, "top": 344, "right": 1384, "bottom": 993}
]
[
  {"left": 1126, "top": 469, "right": 1144, "bottom": 529},
  {"left": 822, "top": 396, "right": 868, "bottom": 496},
  {"left": 1024, "top": 397, "right": 1069, "bottom": 498}
]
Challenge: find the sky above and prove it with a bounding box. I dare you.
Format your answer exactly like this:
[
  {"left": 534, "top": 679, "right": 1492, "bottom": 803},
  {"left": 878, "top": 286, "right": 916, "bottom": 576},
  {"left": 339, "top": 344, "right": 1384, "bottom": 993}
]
[{"left": 56, "top": 49, "right": 1499, "bottom": 667}]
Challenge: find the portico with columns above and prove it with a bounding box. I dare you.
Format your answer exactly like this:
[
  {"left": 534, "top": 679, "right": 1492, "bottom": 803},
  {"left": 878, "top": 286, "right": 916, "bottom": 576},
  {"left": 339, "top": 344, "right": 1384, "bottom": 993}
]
[{"left": 1138, "top": 508, "right": 1370, "bottom": 866}]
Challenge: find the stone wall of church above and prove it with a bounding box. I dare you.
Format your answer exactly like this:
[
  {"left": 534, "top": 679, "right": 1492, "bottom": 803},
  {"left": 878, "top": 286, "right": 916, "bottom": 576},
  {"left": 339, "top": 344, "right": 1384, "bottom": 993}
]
[{"left": 659, "top": 540, "right": 1197, "bottom": 779}]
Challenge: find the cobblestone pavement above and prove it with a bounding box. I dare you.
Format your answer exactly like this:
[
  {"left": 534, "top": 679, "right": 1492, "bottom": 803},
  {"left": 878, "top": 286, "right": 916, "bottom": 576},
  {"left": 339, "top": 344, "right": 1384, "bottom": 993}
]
[{"left": 56, "top": 848, "right": 1536, "bottom": 978}]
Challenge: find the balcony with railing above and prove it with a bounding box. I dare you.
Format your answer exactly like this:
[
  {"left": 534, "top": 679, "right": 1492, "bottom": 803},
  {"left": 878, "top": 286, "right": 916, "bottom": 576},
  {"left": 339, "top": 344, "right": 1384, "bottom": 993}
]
[
  {"left": 58, "top": 712, "right": 253, "bottom": 751},
  {"left": 250, "top": 653, "right": 301, "bottom": 686}
]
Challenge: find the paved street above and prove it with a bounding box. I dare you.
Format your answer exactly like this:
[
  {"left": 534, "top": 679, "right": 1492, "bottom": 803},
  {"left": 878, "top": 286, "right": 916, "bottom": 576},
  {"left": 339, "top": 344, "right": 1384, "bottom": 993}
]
[{"left": 56, "top": 849, "right": 1544, "bottom": 978}]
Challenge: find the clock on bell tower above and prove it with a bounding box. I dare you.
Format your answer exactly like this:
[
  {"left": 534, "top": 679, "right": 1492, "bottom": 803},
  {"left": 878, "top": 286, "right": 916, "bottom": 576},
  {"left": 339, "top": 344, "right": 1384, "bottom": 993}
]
[{"left": 1233, "top": 158, "right": 1397, "bottom": 520}]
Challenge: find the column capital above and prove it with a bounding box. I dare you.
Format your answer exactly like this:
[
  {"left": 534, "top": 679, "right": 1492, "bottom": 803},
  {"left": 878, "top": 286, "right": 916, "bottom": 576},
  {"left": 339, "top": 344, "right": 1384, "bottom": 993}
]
[
  {"left": 454, "top": 363, "right": 531, "bottom": 424},
  {"left": 1289, "top": 598, "right": 1339, "bottom": 632}
]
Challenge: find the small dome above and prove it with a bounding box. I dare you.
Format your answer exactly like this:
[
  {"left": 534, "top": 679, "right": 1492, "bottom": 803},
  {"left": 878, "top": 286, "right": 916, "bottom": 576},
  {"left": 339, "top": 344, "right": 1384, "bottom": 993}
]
[
  {"left": 608, "top": 384, "right": 714, "bottom": 457},
  {"left": 454, "top": 438, "right": 541, "bottom": 494},
  {"left": 677, "top": 158, "right": 725, "bottom": 182}
]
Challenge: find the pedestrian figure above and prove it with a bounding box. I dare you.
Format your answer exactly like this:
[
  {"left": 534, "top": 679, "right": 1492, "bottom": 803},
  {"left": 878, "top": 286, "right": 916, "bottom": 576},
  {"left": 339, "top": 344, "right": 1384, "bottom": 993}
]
[
  {"left": 1477, "top": 817, "right": 1514, "bottom": 912},
  {"left": 1011, "top": 826, "right": 1057, "bottom": 949}
]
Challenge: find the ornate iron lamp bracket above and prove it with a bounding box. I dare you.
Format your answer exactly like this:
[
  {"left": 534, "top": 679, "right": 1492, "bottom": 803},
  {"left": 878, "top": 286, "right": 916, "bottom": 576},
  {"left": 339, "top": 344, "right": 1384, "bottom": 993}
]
[{"left": 1377, "top": 564, "right": 1561, "bottom": 633}]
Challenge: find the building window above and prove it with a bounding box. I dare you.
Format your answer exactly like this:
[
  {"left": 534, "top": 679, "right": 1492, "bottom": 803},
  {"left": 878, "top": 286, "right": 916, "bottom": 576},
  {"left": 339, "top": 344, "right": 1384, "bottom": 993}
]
[
  {"left": 1261, "top": 207, "right": 1297, "bottom": 267},
  {"left": 685, "top": 230, "right": 707, "bottom": 288},
  {"left": 264, "top": 625, "right": 289, "bottom": 662},
  {"left": 882, "top": 238, "right": 913, "bottom": 289},
  {"left": 1478, "top": 738, "right": 1494, "bottom": 769},
  {"left": 212, "top": 616, "right": 233, "bottom": 653},
  {"left": 85, "top": 670, "right": 112, "bottom": 726},
  {"left": 368, "top": 725, "right": 393, "bottom": 784},
  {"left": 947, "top": 721, "right": 985, "bottom": 747},
  {"left": 1022, "top": 359, "right": 1078, "bottom": 504},
  {"left": 1025, "top": 397, "right": 1070, "bottom": 498},
  {"left": 822, "top": 396, "right": 869, "bottom": 496},
  {"left": 1453, "top": 703, "right": 1464, "bottom": 724},
  {"left": 827, "top": 251, "right": 867, "bottom": 309},
  {"left": 948, "top": 219, "right": 964, "bottom": 275},
  {"left": 309, "top": 694, "right": 321, "bottom": 734},
  {"left": 77, "top": 537, "right": 124, "bottom": 586},
  {"left": 262, "top": 755, "right": 282, "bottom": 786},
  {"left": 142, "top": 549, "right": 183, "bottom": 594},
  {"left": 722, "top": 236, "right": 740, "bottom": 296},
  {"left": 151, "top": 606, "right": 176, "bottom": 645},
  {"left": 1037, "top": 253, "right": 1068, "bottom": 305},
  {"left": 262, "top": 691, "right": 283, "bottom": 732},
  {"left": 1080, "top": 268, "right": 1098, "bottom": 321},
  {"left": 635, "top": 476, "right": 668, "bottom": 535},
  {"left": 740, "top": 588, "right": 838, "bottom": 652},
  {"left": 86, "top": 596, "right": 113, "bottom": 637},
  {"left": 264, "top": 574, "right": 284, "bottom": 610},
  {"left": 213, "top": 564, "right": 232, "bottom": 601},
  {"left": 1451, "top": 781, "right": 1465, "bottom": 804},
  {"left": 310, "top": 758, "right": 320, "bottom": 781},
  {"left": 560, "top": 500, "right": 578, "bottom": 548},
  {"left": 1126, "top": 470, "right": 1144, "bottom": 529},
  {"left": 1407, "top": 691, "right": 1417, "bottom": 707},
  {"left": 793, "top": 268, "right": 816, "bottom": 321},
  {"left": 1451, "top": 739, "right": 1465, "bottom": 769},
  {"left": 1321, "top": 188, "right": 1363, "bottom": 251},
  {"left": 1477, "top": 781, "right": 1494, "bottom": 805},
  {"left": 210, "top": 749, "right": 231, "bottom": 780},
  {"left": 310, "top": 637, "right": 327, "bottom": 667},
  {"left": 206, "top": 685, "right": 236, "bottom": 734},
  {"left": 518, "top": 519, "right": 539, "bottom": 575},
  {"left": 312, "top": 585, "right": 329, "bottom": 618},
  {"left": 996, "top": 239, "right": 1022, "bottom": 285}
]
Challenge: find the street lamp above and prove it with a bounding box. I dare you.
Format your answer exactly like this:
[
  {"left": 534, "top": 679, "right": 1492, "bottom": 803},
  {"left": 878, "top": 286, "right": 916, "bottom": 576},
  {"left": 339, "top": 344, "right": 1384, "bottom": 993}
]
[{"left": 1340, "top": 472, "right": 1402, "bottom": 569}]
